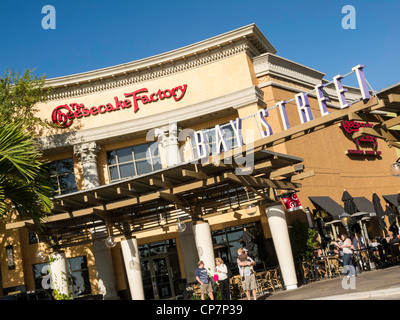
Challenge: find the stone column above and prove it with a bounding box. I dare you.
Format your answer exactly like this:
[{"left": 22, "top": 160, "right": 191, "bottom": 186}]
[
  {"left": 74, "top": 141, "right": 119, "bottom": 299},
  {"left": 177, "top": 222, "right": 200, "bottom": 283},
  {"left": 120, "top": 236, "right": 145, "bottom": 300},
  {"left": 73, "top": 141, "right": 101, "bottom": 189},
  {"left": 155, "top": 122, "right": 182, "bottom": 167},
  {"left": 92, "top": 239, "right": 119, "bottom": 300},
  {"left": 192, "top": 220, "right": 215, "bottom": 276},
  {"left": 49, "top": 252, "right": 69, "bottom": 298},
  {"left": 265, "top": 204, "right": 298, "bottom": 290}
]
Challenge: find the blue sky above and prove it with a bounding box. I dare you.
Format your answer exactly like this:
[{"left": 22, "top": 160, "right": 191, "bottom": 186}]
[{"left": 0, "top": 0, "right": 398, "bottom": 91}]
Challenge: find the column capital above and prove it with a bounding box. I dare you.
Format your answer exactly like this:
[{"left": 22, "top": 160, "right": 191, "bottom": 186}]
[
  {"left": 73, "top": 141, "right": 101, "bottom": 189},
  {"left": 155, "top": 123, "right": 181, "bottom": 148},
  {"left": 73, "top": 141, "right": 101, "bottom": 163}
]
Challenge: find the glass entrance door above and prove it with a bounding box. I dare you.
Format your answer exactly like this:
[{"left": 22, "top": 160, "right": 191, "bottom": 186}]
[{"left": 141, "top": 255, "right": 175, "bottom": 300}]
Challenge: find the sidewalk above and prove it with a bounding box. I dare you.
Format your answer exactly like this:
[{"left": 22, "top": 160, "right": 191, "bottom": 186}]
[{"left": 254, "top": 265, "right": 400, "bottom": 300}]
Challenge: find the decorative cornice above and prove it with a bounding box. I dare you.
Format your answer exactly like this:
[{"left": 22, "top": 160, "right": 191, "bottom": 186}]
[
  {"left": 254, "top": 53, "right": 364, "bottom": 103},
  {"left": 253, "top": 53, "right": 325, "bottom": 87},
  {"left": 45, "top": 24, "right": 276, "bottom": 101}
]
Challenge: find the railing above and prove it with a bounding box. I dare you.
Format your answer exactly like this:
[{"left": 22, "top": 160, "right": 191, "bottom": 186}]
[
  {"left": 186, "top": 246, "right": 400, "bottom": 299},
  {"left": 186, "top": 266, "right": 283, "bottom": 300}
]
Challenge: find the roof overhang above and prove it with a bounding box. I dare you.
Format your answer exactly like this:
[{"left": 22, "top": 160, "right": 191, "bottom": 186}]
[
  {"left": 44, "top": 24, "right": 276, "bottom": 93},
  {"left": 7, "top": 147, "right": 312, "bottom": 248}
]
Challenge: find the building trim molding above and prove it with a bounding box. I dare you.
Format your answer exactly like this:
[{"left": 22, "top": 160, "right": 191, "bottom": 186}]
[{"left": 45, "top": 24, "right": 276, "bottom": 101}]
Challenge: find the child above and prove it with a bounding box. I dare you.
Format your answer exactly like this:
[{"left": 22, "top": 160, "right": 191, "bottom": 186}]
[{"left": 237, "top": 249, "right": 254, "bottom": 280}]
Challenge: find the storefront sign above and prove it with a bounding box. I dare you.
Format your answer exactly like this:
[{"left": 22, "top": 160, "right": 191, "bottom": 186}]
[
  {"left": 281, "top": 193, "right": 303, "bottom": 212},
  {"left": 193, "top": 64, "right": 372, "bottom": 158},
  {"left": 340, "top": 120, "right": 381, "bottom": 155},
  {"left": 51, "top": 84, "right": 188, "bottom": 128}
]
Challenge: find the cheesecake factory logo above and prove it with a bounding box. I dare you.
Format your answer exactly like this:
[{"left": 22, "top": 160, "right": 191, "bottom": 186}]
[{"left": 51, "top": 84, "right": 188, "bottom": 128}]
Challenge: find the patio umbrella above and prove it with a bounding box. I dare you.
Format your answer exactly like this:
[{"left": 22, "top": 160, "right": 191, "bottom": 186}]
[
  {"left": 342, "top": 190, "right": 358, "bottom": 215},
  {"left": 315, "top": 218, "right": 330, "bottom": 249},
  {"left": 372, "top": 193, "right": 387, "bottom": 231},
  {"left": 386, "top": 205, "right": 398, "bottom": 236},
  {"left": 241, "top": 228, "right": 256, "bottom": 257},
  {"left": 397, "top": 193, "right": 400, "bottom": 212},
  {"left": 341, "top": 190, "right": 358, "bottom": 230}
]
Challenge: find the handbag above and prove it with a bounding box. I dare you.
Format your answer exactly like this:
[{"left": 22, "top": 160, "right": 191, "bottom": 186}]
[{"left": 213, "top": 274, "right": 219, "bottom": 281}]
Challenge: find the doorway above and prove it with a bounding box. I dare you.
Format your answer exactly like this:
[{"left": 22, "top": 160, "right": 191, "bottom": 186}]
[{"left": 141, "top": 254, "right": 175, "bottom": 300}]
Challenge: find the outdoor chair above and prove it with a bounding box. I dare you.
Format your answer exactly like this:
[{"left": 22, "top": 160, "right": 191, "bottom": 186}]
[
  {"left": 258, "top": 269, "right": 275, "bottom": 292},
  {"left": 301, "top": 261, "right": 318, "bottom": 283},
  {"left": 255, "top": 271, "right": 268, "bottom": 293},
  {"left": 271, "top": 267, "right": 283, "bottom": 289},
  {"left": 327, "top": 257, "right": 342, "bottom": 277},
  {"left": 191, "top": 283, "right": 201, "bottom": 298},
  {"left": 229, "top": 275, "right": 245, "bottom": 299}
]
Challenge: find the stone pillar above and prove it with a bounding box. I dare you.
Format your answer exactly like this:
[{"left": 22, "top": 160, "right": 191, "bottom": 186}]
[
  {"left": 192, "top": 220, "right": 215, "bottom": 276},
  {"left": 155, "top": 122, "right": 182, "bottom": 167},
  {"left": 92, "top": 240, "right": 119, "bottom": 300},
  {"left": 120, "top": 236, "right": 145, "bottom": 300},
  {"left": 265, "top": 204, "right": 298, "bottom": 290},
  {"left": 177, "top": 222, "right": 200, "bottom": 283},
  {"left": 73, "top": 141, "right": 101, "bottom": 189},
  {"left": 49, "top": 252, "right": 69, "bottom": 298},
  {"left": 74, "top": 142, "right": 118, "bottom": 299}
]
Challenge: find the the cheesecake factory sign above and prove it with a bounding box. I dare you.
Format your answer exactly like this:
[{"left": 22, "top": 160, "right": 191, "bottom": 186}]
[{"left": 51, "top": 84, "right": 188, "bottom": 128}]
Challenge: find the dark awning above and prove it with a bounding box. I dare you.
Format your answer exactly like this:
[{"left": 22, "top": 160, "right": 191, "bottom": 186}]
[
  {"left": 309, "top": 196, "right": 344, "bottom": 219},
  {"left": 353, "top": 197, "right": 376, "bottom": 216},
  {"left": 383, "top": 194, "right": 399, "bottom": 207}
]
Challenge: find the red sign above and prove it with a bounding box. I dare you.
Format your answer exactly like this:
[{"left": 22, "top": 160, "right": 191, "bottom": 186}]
[
  {"left": 341, "top": 120, "right": 381, "bottom": 155},
  {"left": 51, "top": 84, "right": 188, "bottom": 128},
  {"left": 281, "top": 193, "right": 303, "bottom": 212}
]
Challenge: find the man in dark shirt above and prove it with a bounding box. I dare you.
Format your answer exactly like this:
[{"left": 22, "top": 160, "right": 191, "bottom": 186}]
[{"left": 195, "top": 260, "right": 214, "bottom": 300}]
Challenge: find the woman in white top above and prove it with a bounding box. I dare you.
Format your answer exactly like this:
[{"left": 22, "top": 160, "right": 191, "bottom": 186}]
[
  {"left": 337, "top": 233, "right": 356, "bottom": 277},
  {"left": 215, "top": 258, "right": 231, "bottom": 300}
]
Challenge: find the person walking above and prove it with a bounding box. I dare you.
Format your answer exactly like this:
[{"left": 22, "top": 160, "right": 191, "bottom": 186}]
[
  {"left": 237, "top": 248, "right": 257, "bottom": 300},
  {"left": 335, "top": 233, "right": 355, "bottom": 278},
  {"left": 215, "top": 258, "right": 231, "bottom": 300},
  {"left": 195, "top": 260, "right": 214, "bottom": 300}
]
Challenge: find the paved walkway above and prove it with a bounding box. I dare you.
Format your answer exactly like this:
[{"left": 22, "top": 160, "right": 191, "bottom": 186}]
[{"left": 252, "top": 265, "right": 400, "bottom": 300}]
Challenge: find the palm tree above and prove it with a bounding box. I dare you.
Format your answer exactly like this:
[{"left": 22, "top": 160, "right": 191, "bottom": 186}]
[{"left": 0, "top": 121, "right": 53, "bottom": 230}]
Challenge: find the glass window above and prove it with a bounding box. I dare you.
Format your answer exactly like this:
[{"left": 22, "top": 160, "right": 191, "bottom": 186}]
[
  {"left": 119, "top": 163, "right": 136, "bottom": 179},
  {"left": 67, "top": 256, "right": 91, "bottom": 297},
  {"left": 136, "top": 160, "right": 152, "bottom": 175},
  {"left": 212, "top": 222, "right": 265, "bottom": 272},
  {"left": 49, "top": 158, "right": 77, "bottom": 195},
  {"left": 107, "top": 142, "right": 160, "bottom": 182},
  {"left": 33, "top": 262, "right": 50, "bottom": 291},
  {"left": 117, "top": 147, "right": 133, "bottom": 163},
  {"left": 133, "top": 144, "right": 149, "bottom": 160},
  {"left": 33, "top": 256, "right": 91, "bottom": 298}
]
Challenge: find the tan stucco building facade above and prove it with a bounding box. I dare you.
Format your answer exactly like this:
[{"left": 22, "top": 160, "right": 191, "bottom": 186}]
[{"left": 1, "top": 24, "right": 400, "bottom": 299}]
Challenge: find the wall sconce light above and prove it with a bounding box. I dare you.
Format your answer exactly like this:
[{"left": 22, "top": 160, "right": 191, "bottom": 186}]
[
  {"left": 105, "top": 223, "right": 116, "bottom": 248},
  {"left": 390, "top": 158, "right": 400, "bottom": 177},
  {"left": 245, "top": 188, "right": 257, "bottom": 216},
  {"left": 6, "top": 245, "right": 15, "bottom": 270},
  {"left": 174, "top": 203, "right": 186, "bottom": 232},
  {"left": 340, "top": 212, "right": 352, "bottom": 237}
]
